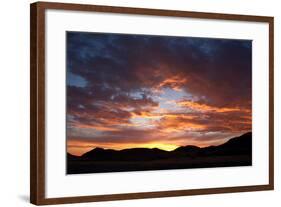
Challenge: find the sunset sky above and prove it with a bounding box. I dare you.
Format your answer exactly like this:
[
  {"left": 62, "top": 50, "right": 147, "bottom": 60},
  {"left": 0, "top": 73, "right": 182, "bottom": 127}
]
[{"left": 66, "top": 32, "right": 252, "bottom": 156}]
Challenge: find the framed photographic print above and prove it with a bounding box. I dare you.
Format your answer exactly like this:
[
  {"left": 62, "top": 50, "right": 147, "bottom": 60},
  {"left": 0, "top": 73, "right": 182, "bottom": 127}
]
[{"left": 30, "top": 1, "right": 274, "bottom": 205}]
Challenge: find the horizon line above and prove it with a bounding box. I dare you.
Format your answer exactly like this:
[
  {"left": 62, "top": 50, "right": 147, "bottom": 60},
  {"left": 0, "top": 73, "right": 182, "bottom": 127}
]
[{"left": 67, "top": 131, "right": 252, "bottom": 157}]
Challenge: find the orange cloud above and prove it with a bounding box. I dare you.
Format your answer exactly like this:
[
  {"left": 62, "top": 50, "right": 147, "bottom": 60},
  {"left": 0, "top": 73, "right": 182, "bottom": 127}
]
[
  {"left": 178, "top": 100, "right": 241, "bottom": 113},
  {"left": 131, "top": 111, "right": 162, "bottom": 119},
  {"left": 157, "top": 75, "right": 187, "bottom": 91},
  {"left": 157, "top": 115, "right": 206, "bottom": 133},
  {"left": 73, "top": 123, "right": 121, "bottom": 132}
]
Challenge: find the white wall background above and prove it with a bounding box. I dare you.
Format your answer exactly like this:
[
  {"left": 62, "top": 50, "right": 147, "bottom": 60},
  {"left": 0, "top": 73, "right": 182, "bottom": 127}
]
[{"left": 0, "top": 0, "right": 279, "bottom": 206}]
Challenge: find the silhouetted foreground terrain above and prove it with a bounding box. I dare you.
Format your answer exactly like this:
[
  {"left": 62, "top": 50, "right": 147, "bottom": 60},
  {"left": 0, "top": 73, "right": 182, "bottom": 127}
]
[{"left": 67, "top": 132, "right": 252, "bottom": 174}]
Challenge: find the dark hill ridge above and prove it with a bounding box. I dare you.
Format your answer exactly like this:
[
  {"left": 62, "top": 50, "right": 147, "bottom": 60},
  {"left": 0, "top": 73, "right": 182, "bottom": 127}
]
[
  {"left": 68, "top": 132, "right": 252, "bottom": 162},
  {"left": 67, "top": 132, "right": 252, "bottom": 174},
  {"left": 67, "top": 153, "right": 79, "bottom": 160},
  {"left": 80, "top": 147, "right": 170, "bottom": 161}
]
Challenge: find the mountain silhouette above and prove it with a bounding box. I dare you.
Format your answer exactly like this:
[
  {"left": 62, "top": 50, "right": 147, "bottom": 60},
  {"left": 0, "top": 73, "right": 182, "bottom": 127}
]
[
  {"left": 203, "top": 132, "right": 252, "bottom": 156},
  {"left": 173, "top": 145, "right": 201, "bottom": 157},
  {"left": 81, "top": 147, "right": 170, "bottom": 161},
  {"left": 67, "top": 132, "right": 252, "bottom": 174},
  {"left": 67, "top": 152, "right": 79, "bottom": 160},
  {"left": 77, "top": 132, "right": 252, "bottom": 161}
]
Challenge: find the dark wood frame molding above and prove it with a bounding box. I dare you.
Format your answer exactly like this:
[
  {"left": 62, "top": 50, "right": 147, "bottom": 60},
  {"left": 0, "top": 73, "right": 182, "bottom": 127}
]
[{"left": 30, "top": 1, "right": 274, "bottom": 205}]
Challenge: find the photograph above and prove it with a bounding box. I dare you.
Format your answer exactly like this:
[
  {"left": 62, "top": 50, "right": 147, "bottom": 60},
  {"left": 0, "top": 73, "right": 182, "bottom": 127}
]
[
  {"left": 66, "top": 32, "right": 252, "bottom": 174},
  {"left": 29, "top": 2, "right": 273, "bottom": 204}
]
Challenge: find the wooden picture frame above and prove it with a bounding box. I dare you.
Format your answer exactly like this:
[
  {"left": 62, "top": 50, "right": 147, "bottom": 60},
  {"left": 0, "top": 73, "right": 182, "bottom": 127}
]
[{"left": 30, "top": 1, "right": 274, "bottom": 205}]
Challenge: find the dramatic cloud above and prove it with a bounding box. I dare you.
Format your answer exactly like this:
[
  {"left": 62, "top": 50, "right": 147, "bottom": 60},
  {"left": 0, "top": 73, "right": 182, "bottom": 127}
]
[{"left": 66, "top": 32, "right": 252, "bottom": 156}]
